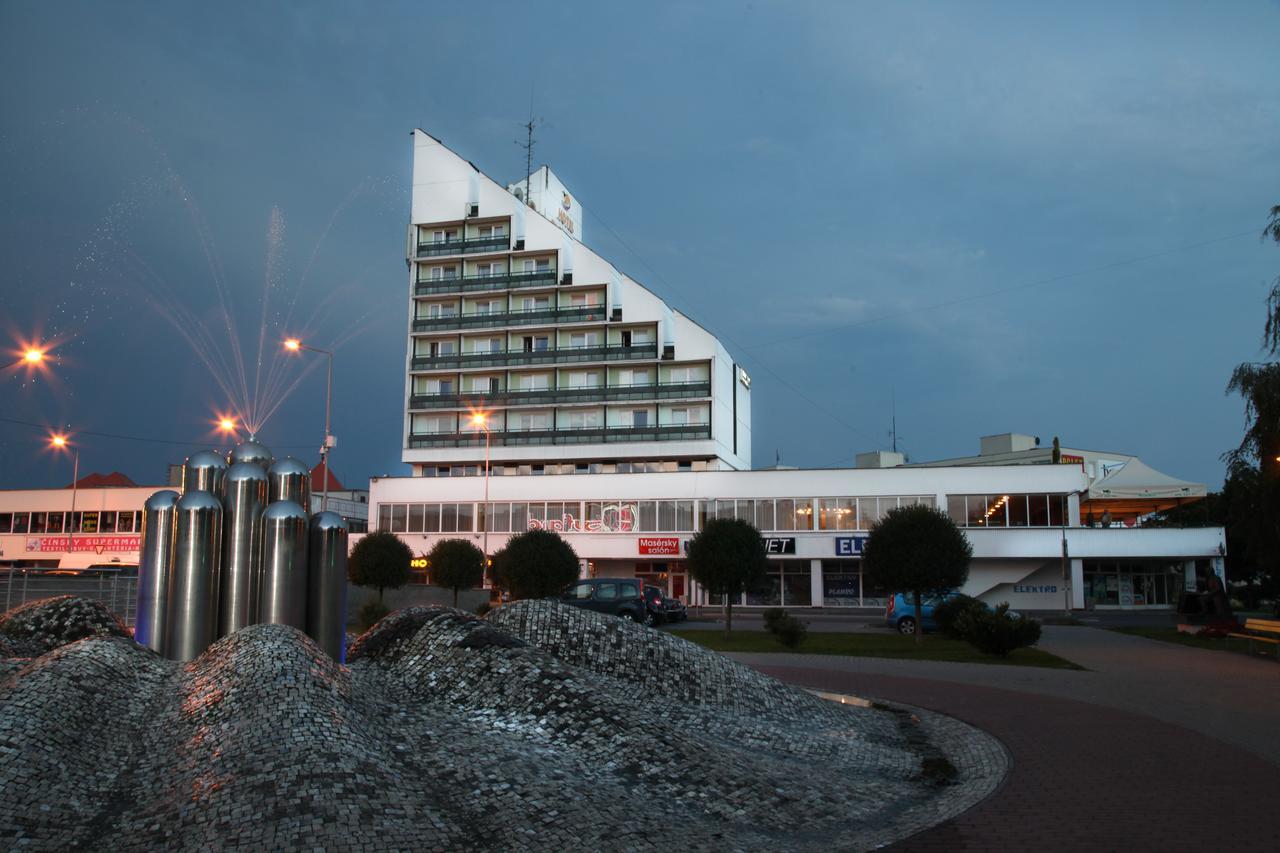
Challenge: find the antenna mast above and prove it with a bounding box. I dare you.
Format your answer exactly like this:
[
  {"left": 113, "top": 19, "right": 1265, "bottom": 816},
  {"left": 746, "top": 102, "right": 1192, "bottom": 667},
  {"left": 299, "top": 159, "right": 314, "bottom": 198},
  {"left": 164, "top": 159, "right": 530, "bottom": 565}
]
[{"left": 520, "top": 118, "right": 535, "bottom": 205}]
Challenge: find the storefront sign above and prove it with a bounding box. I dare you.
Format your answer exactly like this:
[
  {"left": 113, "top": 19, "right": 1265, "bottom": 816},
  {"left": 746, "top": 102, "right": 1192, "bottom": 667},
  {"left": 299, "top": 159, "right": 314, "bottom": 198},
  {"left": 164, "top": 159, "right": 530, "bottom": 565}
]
[
  {"left": 834, "top": 536, "right": 869, "bottom": 557},
  {"left": 1013, "top": 584, "right": 1058, "bottom": 594},
  {"left": 410, "top": 558, "right": 429, "bottom": 569},
  {"left": 762, "top": 537, "right": 795, "bottom": 554},
  {"left": 529, "top": 503, "right": 637, "bottom": 533},
  {"left": 25, "top": 535, "right": 141, "bottom": 554},
  {"left": 638, "top": 537, "right": 680, "bottom": 556}
]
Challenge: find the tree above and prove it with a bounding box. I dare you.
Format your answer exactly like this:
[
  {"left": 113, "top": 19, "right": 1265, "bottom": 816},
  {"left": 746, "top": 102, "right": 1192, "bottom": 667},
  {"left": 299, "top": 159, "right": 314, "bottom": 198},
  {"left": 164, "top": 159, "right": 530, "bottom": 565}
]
[
  {"left": 428, "top": 538, "right": 485, "bottom": 608},
  {"left": 1222, "top": 204, "right": 1280, "bottom": 611},
  {"left": 493, "top": 528, "right": 580, "bottom": 601},
  {"left": 348, "top": 531, "right": 412, "bottom": 603},
  {"left": 862, "top": 504, "right": 972, "bottom": 644},
  {"left": 685, "top": 517, "right": 769, "bottom": 638}
]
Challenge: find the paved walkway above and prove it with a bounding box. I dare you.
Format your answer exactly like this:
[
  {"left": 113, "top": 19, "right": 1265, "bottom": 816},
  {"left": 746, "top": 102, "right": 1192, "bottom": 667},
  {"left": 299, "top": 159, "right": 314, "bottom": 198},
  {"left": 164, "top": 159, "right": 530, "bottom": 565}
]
[{"left": 732, "top": 627, "right": 1280, "bottom": 851}]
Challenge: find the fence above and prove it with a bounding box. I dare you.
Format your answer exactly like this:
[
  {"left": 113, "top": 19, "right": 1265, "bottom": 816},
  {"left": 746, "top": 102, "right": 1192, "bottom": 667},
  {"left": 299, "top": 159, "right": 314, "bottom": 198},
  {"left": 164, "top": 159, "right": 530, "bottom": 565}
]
[{"left": 1, "top": 568, "right": 138, "bottom": 628}]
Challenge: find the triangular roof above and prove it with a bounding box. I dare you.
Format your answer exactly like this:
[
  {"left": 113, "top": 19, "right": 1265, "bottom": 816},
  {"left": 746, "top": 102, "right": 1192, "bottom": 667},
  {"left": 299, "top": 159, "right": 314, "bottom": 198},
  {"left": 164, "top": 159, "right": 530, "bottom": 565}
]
[
  {"left": 1087, "top": 458, "right": 1205, "bottom": 500},
  {"left": 66, "top": 472, "right": 137, "bottom": 488},
  {"left": 310, "top": 465, "right": 344, "bottom": 492}
]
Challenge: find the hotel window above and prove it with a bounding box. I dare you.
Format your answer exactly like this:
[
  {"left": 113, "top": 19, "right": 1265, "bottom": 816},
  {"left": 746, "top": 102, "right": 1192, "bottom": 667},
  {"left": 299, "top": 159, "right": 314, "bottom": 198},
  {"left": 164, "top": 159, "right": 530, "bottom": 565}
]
[
  {"left": 638, "top": 501, "right": 658, "bottom": 531},
  {"left": 819, "top": 498, "right": 857, "bottom": 531},
  {"left": 389, "top": 505, "right": 408, "bottom": 533},
  {"left": 631, "top": 409, "right": 649, "bottom": 427},
  {"left": 569, "top": 331, "right": 600, "bottom": 349},
  {"left": 521, "top": 296, "right": 550, "bottom": 311},
  {"left": 563, "top": 410, "right": 601, "bottom": 429},
  {"left": 948, "top": 494, "right": 1064, "bottom": 527},
  {"left": 667, "top": 366, "right": 695, "bottom": 384},
  {"left": 478, "top": 224, "right": 504, "bottom": 238},
  {"left": 407, "top": 504, "right": 425, "bottom": 533},
  {"left": 475, "top": 261, "right": 503, "bottom": 277}
]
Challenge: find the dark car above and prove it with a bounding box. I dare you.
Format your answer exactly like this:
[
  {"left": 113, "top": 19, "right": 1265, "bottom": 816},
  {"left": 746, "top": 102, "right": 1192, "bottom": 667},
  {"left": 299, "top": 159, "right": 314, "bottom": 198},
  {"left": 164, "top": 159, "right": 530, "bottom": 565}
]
[
  {"left": 643, "top": 585, "right": 668, "bottom": 625},
  {"left": 560, "top": 578, "right": 652, "bottom": 625},
  {"left": 662, "top": 595, "right": 687, "bottom": 622}
]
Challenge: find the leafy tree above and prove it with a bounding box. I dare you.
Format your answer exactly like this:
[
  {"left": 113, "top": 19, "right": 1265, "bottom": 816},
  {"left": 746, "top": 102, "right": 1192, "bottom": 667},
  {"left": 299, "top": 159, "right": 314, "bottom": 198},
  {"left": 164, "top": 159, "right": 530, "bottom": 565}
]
[
  {"left": 862, "top": 504, "right": 972, "bottom": 644},
  {"left": 685, "top": 518, "right": 769, "bottom": 638},
  {"left": 428, "top": 538, "right": 486, "bottom": 608},
  {"left": 348, "top": 531, "right": 412, "bottom": 603},
  {"left": 1221, "top": 204, "right": 1280, "bottom": 610},
  {"left": 493, "top": 528, "right": 580, "bottom": 601}
]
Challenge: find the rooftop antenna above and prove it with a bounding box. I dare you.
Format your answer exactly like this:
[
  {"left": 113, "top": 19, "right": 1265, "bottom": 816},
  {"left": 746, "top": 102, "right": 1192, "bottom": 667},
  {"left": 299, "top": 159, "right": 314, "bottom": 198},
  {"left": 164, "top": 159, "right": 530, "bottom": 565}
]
[
  {"left": 516, "top": 87, "right": 543, "bottom": 208},
  {"left": 890, "top": 390, "right": 899, "bottom": 453}
]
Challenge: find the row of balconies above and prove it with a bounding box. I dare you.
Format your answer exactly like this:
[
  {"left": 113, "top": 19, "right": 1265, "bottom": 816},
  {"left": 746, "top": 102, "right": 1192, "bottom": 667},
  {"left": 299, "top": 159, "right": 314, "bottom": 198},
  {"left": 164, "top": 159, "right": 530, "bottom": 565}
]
[
  {"left": 408, "top": 380, "right": 712, "bottom": 410},
  {"left": 407, "top": 423, "right": 713, "bottom": 449},
  {"left": 415, "top": 234, "right": 512, "bottom": 257},
  {"left": 412, "top": 304, "right": 607, "bottom": 332},
  {"left": 411, "top": 342, "right": 660, "bottom": 371},
  {"left": 413, "top": 268, "right": 560, "bottom": 296}
]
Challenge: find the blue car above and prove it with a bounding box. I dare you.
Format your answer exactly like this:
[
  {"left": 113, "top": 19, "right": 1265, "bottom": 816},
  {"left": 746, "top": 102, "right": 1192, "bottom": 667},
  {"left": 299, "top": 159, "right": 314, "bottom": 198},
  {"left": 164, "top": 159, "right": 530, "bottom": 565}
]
[{"left": 884, "top": 592, "right": 965, "bottom": 635}]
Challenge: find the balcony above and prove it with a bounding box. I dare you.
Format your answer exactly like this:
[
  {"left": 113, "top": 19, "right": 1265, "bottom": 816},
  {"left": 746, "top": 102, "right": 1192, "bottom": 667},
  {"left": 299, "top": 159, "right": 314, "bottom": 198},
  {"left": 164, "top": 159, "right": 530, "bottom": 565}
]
[
  {"left": 411, "top": 343, "right": 658, "bottom": 371},
  {"left": 415, "top": 235, "right": 511, "bottom": 257},
  {"left": 412, "top": 305, "right": 606, "bottom": 332},
  {"left": 408, "top": 380, "right": 712, "bottom": 410},
  {"left": 408, "top": 423, "right": 712, "bottom": 448},
  {"left": 414, "top": 268, "right": 558, "bottom": 296}
]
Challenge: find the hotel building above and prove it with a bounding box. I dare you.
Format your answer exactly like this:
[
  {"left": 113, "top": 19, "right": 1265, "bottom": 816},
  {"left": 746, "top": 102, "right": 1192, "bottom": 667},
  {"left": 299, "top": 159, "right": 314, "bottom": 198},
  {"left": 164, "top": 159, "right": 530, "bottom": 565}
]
[{"left": 376, "top": 129, "right": 1225, "bottom": 612}]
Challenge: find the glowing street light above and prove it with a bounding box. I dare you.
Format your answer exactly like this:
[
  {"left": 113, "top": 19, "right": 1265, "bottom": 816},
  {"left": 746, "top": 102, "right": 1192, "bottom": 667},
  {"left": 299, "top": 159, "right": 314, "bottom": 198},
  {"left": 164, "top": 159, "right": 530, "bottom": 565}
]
[
  {"left": 283, "top": 337, "right": 334, "bottom": 511},
  {"left": 49, "top": 433, "right": 80, "bottom": 550},
  {"left": 23, "top": 348, "right": 45, "bottom": 364},
  {"left": 219, "top": 417, "right": 237, "bottom": 433}
]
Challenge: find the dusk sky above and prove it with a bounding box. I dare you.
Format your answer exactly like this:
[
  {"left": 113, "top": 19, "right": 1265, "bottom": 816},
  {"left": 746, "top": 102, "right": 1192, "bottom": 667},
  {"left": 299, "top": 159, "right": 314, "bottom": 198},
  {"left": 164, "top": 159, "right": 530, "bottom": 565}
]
[{"left": 2, "top": 1, "right": 1278, "bottom": 490}]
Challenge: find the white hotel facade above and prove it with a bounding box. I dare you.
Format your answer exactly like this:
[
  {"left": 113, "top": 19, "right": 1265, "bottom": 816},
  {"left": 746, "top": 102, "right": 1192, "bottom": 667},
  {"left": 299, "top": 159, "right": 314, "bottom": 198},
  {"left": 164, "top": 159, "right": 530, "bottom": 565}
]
[{"left": 374, "top": 129, "right": 1226, "bottom": 612}]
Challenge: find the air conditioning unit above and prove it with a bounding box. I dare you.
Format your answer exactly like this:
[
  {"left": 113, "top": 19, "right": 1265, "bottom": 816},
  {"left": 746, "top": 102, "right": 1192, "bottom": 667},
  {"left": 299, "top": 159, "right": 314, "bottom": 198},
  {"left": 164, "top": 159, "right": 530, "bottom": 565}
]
[
  {"left": 514, "top": 238, "right": 525, "bottom": 251},
  {"left": 561, "top": 272, "right": 573, "bottom": 285},
  {"left": 467, "top": 203, "right": 479, "bottom": 217},
  {"left": 610, "top": 308, "right": 622, "bottom": 322},
  {"left": 662, "top": 344, "right": 675, "bottom": 360}
]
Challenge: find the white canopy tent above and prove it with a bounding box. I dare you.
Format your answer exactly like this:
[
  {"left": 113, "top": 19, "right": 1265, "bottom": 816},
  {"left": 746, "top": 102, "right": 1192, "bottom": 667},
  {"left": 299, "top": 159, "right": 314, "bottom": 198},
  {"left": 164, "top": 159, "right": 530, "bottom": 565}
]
[{"left": 1083, "top": 458, "right": 1207, "bottom": 521}]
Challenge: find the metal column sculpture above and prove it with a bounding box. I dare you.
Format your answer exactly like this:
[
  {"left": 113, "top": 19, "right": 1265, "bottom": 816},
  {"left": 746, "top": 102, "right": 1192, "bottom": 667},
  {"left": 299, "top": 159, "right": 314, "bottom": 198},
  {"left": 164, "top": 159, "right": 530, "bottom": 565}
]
[
  {"left": 138, "top": 442, "right": 352, "bottom": 662},
  {"left": 307, "top": 512, "right": 349, "bottom": 662},
  {"left": 165, "top": 490, "right": 224, "bottom": 661},
  {"left": 135, "top": 490, "right": 179, "bottom": 653}
]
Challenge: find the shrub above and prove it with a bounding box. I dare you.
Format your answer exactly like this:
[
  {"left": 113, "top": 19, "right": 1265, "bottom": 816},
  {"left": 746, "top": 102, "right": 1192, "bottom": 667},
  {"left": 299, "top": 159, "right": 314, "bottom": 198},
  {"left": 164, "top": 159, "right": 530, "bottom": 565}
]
[
  {"left": 771, "top": 613, "right": 808, "bottom": 649},
  {"left": 493, "top": 528, "right": 580, "bottom": 600},
  {"left": 348, "top": 531, "right": 413, "bottom": 602},
  {"left": 428, "top": 538, "right": 486, "bottom": 608},
  {"left": 932, "top": 594, "right": 988, "bottom": 640},
  {"left": 956, "top": 603, "right": 1042, "bottom": 657},
  {"left": 355, "top": 599, "right": 390, "bottom": 634},
  {"left": 762, "top": 607, "right": 788, "bottom": 633}
]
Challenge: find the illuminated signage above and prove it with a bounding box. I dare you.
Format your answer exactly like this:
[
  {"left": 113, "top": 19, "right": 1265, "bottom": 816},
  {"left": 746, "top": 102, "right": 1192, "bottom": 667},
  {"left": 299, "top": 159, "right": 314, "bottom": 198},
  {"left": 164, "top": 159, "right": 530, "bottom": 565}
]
[
  {"left": 762, "top": 537, "right": 795, "bottom": 554},
  {"left": 529, "top": 503, "right": 636, "bottom": 534},
  {"left": 638, "top": 537, "right": 680, "bottom": 556},
  {"left": 834, "top": 536, "right": 869, "bottom": 557},
  {"left": 1060, "top": 454, "right": 1084, "bottom": 466},
  {"left": 738, "top": 368, "right": 751, "bottom": 389},
  {"left": 1013, "top": 584, "right": 1058, "bottom": 594},
  {"left": 410, "top": 558, "right": 429, "bottom": 569},
  {"left": 25, "top": 536, "right": 141, "bottom": 554}
]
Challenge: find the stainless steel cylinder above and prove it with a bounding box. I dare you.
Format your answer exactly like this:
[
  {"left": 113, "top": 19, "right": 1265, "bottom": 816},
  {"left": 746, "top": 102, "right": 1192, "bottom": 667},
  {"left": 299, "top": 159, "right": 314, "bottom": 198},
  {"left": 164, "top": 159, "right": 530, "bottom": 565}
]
[
  {"left": 229, "top": 440, "right": 273, "bottom": 469},
  {"left": 219, "top": 462, "right": 269, "bottom": 637},
  {"left": 268, "top": 457, "right": 311, "bottom": 508},
  {"left": 135, "top": 490, "right": 179, "bottom": 653},
  {"left": 307, "top": 512, "right": 349, "bottom": 662},
  {"left": 164, "top": 490, "right": 223, "bottom": 661},
  {"left": 183, "top": 450, "right": 228, "bottom": 497},
  {"left": 259, "top": 500, "right": 309, "bottom": 630}
]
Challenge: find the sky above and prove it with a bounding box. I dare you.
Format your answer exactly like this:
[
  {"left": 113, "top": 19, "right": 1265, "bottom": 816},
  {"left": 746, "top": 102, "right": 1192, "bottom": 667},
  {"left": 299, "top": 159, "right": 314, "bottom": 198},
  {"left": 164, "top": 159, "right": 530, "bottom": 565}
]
[{"left": 1, "top": 0, "right": 1278, "bottom": 490}]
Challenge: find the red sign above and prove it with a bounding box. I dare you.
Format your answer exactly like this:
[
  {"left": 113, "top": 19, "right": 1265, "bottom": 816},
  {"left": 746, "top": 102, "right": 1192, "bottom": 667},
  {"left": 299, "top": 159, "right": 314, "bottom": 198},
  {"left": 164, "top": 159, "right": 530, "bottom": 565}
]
[
  {"left": 638, "top": 537, "right": 680, "bottom": 556},
  {"left": 25, "top": 536, "right": 141, "bottom": 554}
]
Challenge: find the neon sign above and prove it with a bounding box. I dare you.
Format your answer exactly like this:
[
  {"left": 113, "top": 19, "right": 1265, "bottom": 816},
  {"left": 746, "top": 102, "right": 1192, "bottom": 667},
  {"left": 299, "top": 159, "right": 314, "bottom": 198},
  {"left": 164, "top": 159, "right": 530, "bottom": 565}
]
[{"left": 528, "top": 502, "right": 636, "bottom": 533}]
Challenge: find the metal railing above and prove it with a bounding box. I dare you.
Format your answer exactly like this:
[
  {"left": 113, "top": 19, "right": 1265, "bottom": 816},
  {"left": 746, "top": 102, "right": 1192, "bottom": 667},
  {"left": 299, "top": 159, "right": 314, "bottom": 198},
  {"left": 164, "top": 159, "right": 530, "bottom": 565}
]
[
  {"left": 408, "top": 423, "right": 712, "bottom": 448},
  {"left": 412, "top": 305, "right": 605, "bottom": 332},
  {"left": 408, "top": 381, "right": 712, "bottom": 410},
  {"left": 411, "top": 343, "right": 658, "bottom": 371},
  {"left": 1, "top": 568, "right": 138, "bottom": 628},
  {"left": 413, "top": 268, "right": 558, "bottom": 295},
  {"left": 415, "top": 235, "right": 511, "bottom": 257}
]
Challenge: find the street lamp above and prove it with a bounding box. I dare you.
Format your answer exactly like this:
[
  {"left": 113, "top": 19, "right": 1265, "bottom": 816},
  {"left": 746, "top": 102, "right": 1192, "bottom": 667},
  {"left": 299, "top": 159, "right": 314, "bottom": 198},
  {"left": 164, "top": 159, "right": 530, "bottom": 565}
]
[
  {"left": 50, "top": 433, "right": 79, "bottom": 551},
  {"left": 471, "top": 412, "right": 492, "bottom": 576},
  {"left": 283, "top": 338, "right": 335, "bottom": 511},
  {"left": 23, "top": 348, "right": 44, "bottom": 364}
]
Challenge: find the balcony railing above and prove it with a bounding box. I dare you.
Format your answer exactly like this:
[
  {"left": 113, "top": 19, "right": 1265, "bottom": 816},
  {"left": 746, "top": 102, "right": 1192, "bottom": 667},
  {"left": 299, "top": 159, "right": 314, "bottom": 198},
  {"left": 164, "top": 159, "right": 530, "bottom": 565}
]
[
  {"left": 408, "top": 380, "right": 711, "bottom": 410},
  {"left": 413, "top": 268, "right": 558, "bottom": 296},
  {"left": 411, "top": 343, "right": 658, "bottom": 371},
  {"left": 412, "top": 305, "right": 606, "bottom": 332},
  {"left": 415, "top": 235, "right": 510, "bottom": 257},
  {"left": 408, "top": 423, "right": 712, "bottom": 448}
]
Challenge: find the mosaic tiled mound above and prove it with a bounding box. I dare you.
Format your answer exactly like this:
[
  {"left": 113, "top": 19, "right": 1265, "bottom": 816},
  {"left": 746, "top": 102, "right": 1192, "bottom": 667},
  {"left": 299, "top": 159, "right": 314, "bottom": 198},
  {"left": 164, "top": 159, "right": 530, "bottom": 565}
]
[{"left": 0, "top": 597, "right": 1007, "bottom": 851}]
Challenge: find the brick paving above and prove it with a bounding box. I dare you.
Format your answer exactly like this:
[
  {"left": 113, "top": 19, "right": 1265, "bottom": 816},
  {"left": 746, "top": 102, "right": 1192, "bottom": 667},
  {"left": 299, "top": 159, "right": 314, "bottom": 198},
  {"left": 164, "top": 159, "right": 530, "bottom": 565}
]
[{"left": 752, "top": 664, "right": 1280, "bottom": 851}]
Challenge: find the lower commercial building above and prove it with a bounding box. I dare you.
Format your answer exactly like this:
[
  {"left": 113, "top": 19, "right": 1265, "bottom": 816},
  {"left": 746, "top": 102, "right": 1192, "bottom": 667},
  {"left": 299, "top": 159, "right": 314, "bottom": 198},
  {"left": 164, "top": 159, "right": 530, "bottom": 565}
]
[{"left": 367, "top": 438, "right": 1225, "bottom": 612}]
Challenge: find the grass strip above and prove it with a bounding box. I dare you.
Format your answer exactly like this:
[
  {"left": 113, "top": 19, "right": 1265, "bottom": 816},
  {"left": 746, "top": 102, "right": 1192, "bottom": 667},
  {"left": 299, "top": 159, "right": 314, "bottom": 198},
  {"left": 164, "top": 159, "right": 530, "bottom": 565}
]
[{"left": 668, "top": 629, "right": 1083, "bottom": 669}]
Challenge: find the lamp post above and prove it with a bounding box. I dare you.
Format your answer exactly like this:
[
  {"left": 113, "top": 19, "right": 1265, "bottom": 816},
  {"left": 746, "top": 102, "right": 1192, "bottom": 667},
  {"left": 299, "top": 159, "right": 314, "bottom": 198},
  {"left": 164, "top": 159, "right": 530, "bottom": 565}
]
[
  {"left": 51, "top": 434, "right": 79, "bottom": 551},
  {"left": 470, "top": 412, "right": 492, "bottom": 577},
  {"left": 284, "top": 338, "right": 334, "bottom": 512}
]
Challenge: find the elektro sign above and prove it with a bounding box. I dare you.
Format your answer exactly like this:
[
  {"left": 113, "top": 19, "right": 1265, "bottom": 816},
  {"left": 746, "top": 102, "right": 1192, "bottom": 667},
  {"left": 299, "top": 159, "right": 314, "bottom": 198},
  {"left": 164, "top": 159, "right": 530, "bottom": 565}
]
[{"left": 834, "top": 536, "right": 869, "bottom": 557}]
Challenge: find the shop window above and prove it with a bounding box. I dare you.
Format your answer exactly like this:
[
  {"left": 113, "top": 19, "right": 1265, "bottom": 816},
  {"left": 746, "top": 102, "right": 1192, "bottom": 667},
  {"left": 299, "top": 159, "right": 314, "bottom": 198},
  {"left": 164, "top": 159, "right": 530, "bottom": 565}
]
[
  {"left": 441, "top": 504, "right": 459, "bottom": 533},
  {"left": 456, "top": 502, "right": 474, "bottom": 532},
  {"left": 423, "top": 504, "right": 441, "bottom": 533},
  {"left": 46, "top": 512, "right": 65, "bottom": 534},
  {"left": 390, "top": 505, "right": 408, "bottom": 533},
  {"left": 100, "top": 512, "right": 117, "bottom": 533},
  {"left": 377, "top": 504, "right": 393, "bottom": 531},
  {"left": 81, "top": 512, "right": 99, "bottom": 534},
  {"left": 115, "top": 512, "right": 132, "bottom": 533},
  {"left": 30, "top": 512, "right": 47, "bottom": 534},
  {"left": 676, "top": 500, "right": 694, "bottom": 531},
  {"left": 408, "top": 505, "right": 425, "bottom": 533}
]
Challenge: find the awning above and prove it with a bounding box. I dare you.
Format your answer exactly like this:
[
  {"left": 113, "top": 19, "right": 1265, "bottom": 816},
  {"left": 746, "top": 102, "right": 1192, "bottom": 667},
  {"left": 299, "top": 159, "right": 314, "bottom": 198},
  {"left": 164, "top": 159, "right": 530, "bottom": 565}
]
[{"left": 1082, "top": 458, "right": 1206, "bottom": 519}]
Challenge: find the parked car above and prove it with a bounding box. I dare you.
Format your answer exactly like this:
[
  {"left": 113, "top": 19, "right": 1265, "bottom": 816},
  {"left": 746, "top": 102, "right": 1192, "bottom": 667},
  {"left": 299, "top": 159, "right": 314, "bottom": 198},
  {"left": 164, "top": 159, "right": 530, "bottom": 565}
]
[
  {"left": 643, "top": 585, "right": 668, "bottom": 625},
  {"left": 884, "top": 592, "right": 964, "bottom": 635},
  {"left": 560, "top": 578, "right": 652, "bottom": 625},
  {"left": 662, "top": 594, "right": 688, "bottom": 622}
]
